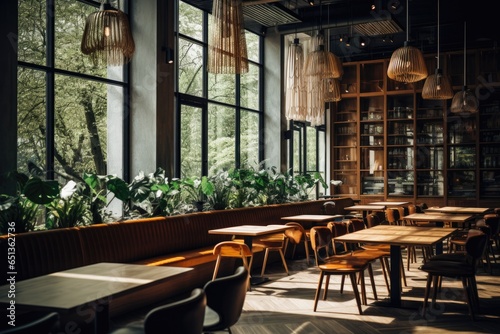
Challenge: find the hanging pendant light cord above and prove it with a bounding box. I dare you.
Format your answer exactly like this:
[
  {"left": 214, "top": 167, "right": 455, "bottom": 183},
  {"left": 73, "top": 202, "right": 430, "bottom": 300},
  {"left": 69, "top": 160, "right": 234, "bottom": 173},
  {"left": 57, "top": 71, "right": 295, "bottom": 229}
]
[
  {"left": 437, "top": 0, "right": 440, "bottom": 70},
  {"left": 463, "top": 22, "right": 467, "bottom": 86},
  {"left": 405, "top": 0, "right": 409, "bottom": 41}
]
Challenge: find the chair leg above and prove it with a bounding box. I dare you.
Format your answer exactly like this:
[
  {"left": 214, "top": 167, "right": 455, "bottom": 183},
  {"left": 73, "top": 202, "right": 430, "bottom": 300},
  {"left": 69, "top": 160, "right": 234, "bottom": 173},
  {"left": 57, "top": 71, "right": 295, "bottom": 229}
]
[
  {"left": 359, "top": 271, "right": 367, "bottom": 305},
  {"left": 278, "top": 249, "right": 289, "bottom": 275},
  {"left": 304, "top": 240, "right": 310, "bottom": 265},
  {"left": 422, "top": 274, "right": 433, "bottom": 317},
  {"left": 212, "top": 256, "right": 222, "bottom": 281},
  {"left": 323, "top": 275, "right": 331, "bottom": 300},
  {"left": 462, "top": 277, "right": 475, "bottom": 321},
  {"left": 367, "top": 263, "right": 378, "bottom": 301},
  {"left": 313, "top": 271, "right": 325, "bottom": 311},
  {"left": 260, "top": 249, "right": 270, "bottom": 277},
  {"left": 381, "top": 257, "right": 390, "bottom": 294},
  {"left": 349, "top": 272, "right": 363, "bottom": 315}
]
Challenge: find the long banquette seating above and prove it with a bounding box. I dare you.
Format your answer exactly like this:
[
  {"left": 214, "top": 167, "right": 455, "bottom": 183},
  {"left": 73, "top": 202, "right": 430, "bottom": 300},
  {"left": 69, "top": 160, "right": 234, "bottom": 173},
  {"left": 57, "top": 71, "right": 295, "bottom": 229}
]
[{"left": 0, "top": 197, "right": 355, "bottom": 318}]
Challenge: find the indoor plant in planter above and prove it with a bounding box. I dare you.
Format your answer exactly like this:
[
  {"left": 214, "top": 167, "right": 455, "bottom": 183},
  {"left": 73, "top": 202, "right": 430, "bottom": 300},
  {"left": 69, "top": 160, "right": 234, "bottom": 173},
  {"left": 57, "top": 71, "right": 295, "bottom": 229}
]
[{"left": 182, "top": 175, "right": 214, "bottom": 212}]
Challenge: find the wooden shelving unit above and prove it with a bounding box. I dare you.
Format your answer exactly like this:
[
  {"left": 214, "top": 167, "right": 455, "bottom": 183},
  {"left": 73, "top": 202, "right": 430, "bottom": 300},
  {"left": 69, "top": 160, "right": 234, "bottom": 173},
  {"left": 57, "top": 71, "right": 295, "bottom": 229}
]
[{"left": 331, "top": 49, "right": 500, "bottom": 207}]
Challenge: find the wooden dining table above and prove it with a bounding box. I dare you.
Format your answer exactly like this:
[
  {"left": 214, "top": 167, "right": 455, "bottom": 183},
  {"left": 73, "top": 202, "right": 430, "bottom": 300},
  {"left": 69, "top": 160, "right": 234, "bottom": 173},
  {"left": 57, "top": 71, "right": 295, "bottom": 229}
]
[
  {"left": 424, "top": 206, "right": 492, "bottom": 215},
  {"left": 334, "top": 225, "right": 457, "bottom": 308},
  {"left": 368, "top": 201, "right": 409, "bottom": 207},
  {"left": 344, "top": 204, "right": 386, "bottom": 219},
  {"left": 0, "top": 262, "right": 192, "bottom": 334},
  {"left": 281, "top": 214, "right": 344, "bottom": 228},
  {"left": 405, "top": 212, "right": 476, "bottom": 229}
]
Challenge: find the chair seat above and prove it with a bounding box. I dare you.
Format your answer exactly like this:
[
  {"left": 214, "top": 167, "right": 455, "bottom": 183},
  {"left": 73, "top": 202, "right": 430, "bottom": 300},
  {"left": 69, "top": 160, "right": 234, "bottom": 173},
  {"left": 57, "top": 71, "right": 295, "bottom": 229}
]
[
  {"left": 318, "top": 260, "right": 368, "bottom": 271},
  {"left": 420, "top": 260, "right": 476, "bottom": 277},
  {"left": 428, "top": 252, "right": 468, "bottom": 263}
]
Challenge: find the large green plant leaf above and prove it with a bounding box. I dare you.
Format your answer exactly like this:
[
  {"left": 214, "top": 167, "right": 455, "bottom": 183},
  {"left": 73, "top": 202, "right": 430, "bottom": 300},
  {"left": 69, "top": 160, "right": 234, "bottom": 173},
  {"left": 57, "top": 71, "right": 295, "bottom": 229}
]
[
  {"left": 106, "top": 177, "right": 130, "bottom": 201},
  {"left": 23, "top": 177, "right": 60, "bottom": 204}
]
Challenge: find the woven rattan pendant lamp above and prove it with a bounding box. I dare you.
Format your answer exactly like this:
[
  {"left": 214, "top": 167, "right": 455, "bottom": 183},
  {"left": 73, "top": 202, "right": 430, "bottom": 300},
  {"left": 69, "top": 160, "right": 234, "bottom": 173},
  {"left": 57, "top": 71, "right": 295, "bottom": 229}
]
[
  {"left": 207, "top": 0, "right": 249, "bottom": 74},
  {"left": 450, "top": 22, "right": 479, "bottom": 113},
  {"left": 422, "top": 0, "right": 453, "bottom": 100},
  {"left": 285, "top": 37, "right": 307, "bottom": 121},
  {"left": 81, "top": 0, "right": 135, "bottom": 66},
  {"left": 387, "top": 0, "right": 427, "bottom": 83}
]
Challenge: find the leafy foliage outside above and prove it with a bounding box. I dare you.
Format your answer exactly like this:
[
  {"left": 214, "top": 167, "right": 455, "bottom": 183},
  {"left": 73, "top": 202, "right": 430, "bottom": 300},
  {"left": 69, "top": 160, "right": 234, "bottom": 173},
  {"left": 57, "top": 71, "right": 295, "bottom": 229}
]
[{"left": 0, "top": 164, "right": 327, "bottom": 235}]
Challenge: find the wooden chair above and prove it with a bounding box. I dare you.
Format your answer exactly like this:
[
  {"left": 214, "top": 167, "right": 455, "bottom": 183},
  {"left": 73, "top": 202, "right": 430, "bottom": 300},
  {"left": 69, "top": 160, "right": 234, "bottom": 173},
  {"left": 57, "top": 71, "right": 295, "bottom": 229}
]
[
  {"left": 310, "top": 226, "right": 381, "bottom": 314},
  {"left": 385, "top": 208, "right": 400, "bottom": 225},
  {"left": 420, "top": 230, "right": 489, "bottom": 320},
  {"left": 255, "top": 232, "right": 289, "bottom": 277},
  {"left": 283, "top": 222, "right": 311, "bottom": 265},
  {"left": 212, "top": 241, "right": 253, "bottom": 290}
]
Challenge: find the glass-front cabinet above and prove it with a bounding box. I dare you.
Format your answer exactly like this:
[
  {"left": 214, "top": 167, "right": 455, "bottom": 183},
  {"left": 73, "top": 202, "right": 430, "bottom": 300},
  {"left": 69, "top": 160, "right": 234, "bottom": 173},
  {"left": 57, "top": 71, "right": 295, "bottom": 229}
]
[
  {"left": 331, "top": 52, "right": 500, "bottom": 205},
  {"left": 415, "top": 97, "right": 444, "bottom": 196},
  {"left": 387, "top": 94, "right": 414, "bottom": 196},
  {"left": 479, "top": 87, "right": 500, "bottom": 198},
  {"left": 332, "top": 95, "right": 358, "bottom": 196}
]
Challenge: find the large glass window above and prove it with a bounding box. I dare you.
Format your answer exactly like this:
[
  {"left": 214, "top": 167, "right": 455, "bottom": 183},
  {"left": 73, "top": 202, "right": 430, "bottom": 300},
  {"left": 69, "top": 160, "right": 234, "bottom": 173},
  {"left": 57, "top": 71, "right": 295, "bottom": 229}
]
[
  {"left": 17, "top": 0, "right": 128, "bottom": 180},
  {"left": 176, "top": 1, "right": 263, "bottom": 177}
]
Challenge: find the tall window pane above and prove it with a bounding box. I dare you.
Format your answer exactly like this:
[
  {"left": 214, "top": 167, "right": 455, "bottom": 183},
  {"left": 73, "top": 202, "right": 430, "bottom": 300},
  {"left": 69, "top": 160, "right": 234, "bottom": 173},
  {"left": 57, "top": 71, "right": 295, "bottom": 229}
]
[
  {"left": 240, "top": 63, "right": 259, "bottom": 110},
  {"left": 241, "top": 111, "right": 259, "bottom": 168},
  {"left": 17, "top": 68, "right": 46, "bottom": 174},
  {"left": 180, "top": 105, "right": 202, "bottom": 178},
  {"left": 208, "top": 104, "right": 235, "bottom": 174},
  {"left": 178, "top": 1, "right": 203, "bottom": 41},
  {"left": 54, "top": 75, "right": 108, "bottom": 177},
  {"left": 208, "top": 72, "right": 235, "bottom": 104},
  {"left": 246, "top": 31, "right": 259, "bottom": 63},
  {"left": 55, "top": 1, "right": 105, "bottom": 77},
  {"left": 178, "top": 38, "right": 203, "bottom": 96},
  {"left": 18, "top": 0, "right": 46, "bottom": 65}
]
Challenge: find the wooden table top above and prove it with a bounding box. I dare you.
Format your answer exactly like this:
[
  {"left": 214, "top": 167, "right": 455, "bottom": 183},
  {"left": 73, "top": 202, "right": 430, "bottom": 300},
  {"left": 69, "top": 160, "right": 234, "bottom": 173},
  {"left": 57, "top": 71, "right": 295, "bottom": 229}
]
[
  {"left": 208, "top": 224, "right": 291, "bottom": 237},
  {"left": 281, "top": 214, "right": 343, "bottom": 222},
  {"left": 0, "top": 262, "right": 191, "bottom": 311},
  {"left": 424, "top": 206, "right": 492, "bottom": 214},
  {"left": 344, "top": 205, "right": 386, "bottom": 211},
  {"left": 334, "top": 225, "right": 457, "bottom": 247},
  {"left": 368, "top": 201, "right": 409, "bottom": 206},
  {"left": 404, "top": 213, "right": 474, "bottom": 223}
]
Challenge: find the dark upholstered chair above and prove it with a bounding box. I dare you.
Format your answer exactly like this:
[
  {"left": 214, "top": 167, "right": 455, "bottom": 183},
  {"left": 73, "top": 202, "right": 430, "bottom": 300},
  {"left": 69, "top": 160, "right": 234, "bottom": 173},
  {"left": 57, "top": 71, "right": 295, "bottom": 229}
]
[
  {"left": 0, "top": 312, "right": 59, "bottom": 334},
  {"left": 110, "top": 288, "right": 206, "bottom": 334},
  {"left": 202, "top": 266, "right": 248, "bottom": 334},
  {"left": 420, "top": 230, "right": 489, "bottom": 320}
]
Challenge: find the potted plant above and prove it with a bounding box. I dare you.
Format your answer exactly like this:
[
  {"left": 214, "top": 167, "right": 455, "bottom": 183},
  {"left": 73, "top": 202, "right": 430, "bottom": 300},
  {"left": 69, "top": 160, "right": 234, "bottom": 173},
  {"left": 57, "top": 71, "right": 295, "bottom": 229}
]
[{"left": 182, "top": 176, "right": 214, "bottom": 212}]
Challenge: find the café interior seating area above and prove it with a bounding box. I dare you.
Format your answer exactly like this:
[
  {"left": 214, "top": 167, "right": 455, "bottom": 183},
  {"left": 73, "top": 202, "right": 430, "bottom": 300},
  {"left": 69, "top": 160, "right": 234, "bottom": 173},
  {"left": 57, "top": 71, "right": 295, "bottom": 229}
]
[{"left": 1, "top": 0, "right": 500, "bottom": 333}]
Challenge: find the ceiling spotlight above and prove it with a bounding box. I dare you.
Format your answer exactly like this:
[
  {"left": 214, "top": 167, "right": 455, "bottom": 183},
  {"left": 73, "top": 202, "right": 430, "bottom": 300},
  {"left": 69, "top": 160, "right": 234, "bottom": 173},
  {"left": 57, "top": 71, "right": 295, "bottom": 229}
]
[
  {"left": 308, "top": 0, "right": 314, "bottom": 6},
  {"left": 345, "top": 37, "right": 351, "bottom": 47},
  {"left": 390, "top": 1, "right": 400, "bottom": 9},
  {"left": 371, "top": 4, "right": 376, "bottom": 11},
  {"left": 359, "top": 37, "right": 366, "bottom": 47}
]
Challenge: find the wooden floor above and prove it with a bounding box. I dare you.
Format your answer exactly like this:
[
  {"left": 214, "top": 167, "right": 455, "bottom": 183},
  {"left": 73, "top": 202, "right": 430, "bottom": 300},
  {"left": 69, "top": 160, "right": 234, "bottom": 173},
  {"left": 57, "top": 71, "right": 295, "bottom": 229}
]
[{"left": 112, "top": 247, "right": 500, "bottom": 334}]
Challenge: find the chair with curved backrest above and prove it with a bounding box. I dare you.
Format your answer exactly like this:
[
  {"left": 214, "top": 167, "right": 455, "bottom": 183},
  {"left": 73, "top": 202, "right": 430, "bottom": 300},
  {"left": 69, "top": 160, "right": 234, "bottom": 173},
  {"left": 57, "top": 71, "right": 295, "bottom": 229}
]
[
  {"left": 254, "top": 232, "right": 289, "bottom": 277},
  {"left": 309, "top": 226, "right": 379, "bottom": 315},
  {"left": 110, "top": 288, "right": 206, "bottom": 334},
  {"left": 203, "top": 266, "right": 248, "bottom": 334},
  {"left": 322, "top": 201, "right": 336, "bottom": 214},
  {"left": 212, "top": 241, "right": 253, "bottom": 290},
  {"left": 0, "top": 312, "right": 59, "bottom": 334},
  {"left": 385, "top": 208, "right": 400, "bottom": 226},
  {"left": 420, "top": 230, "right": 489, "bottom": 320},
  {"left": 283, "top": 222, "right": 311, "bottom": 265},
  {"left": 327, "top": 221, "right": 348, "bottom": 254},
  {"left": 146, "top": 288, "right": 206, "bottom": 334}
]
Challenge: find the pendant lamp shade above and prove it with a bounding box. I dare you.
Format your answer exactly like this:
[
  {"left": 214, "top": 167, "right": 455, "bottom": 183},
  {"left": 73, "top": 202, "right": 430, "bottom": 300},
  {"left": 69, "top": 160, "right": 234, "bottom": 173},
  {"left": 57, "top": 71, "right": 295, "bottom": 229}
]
[
  {"left": 302, "top": 32, "right": 343, "bottom": 126},
  {"left": 208, "top": 0, "right": 249, "bottom": 74},
  {"left": 285, "top": 38, "right": 307, "bottom": 121},
  {"left": 387, "top": 0, "right": 427, "bottom": 83},
  {"left": 324, "top": 78, "right": 342, "bottom": 102},
  {"left": 422, "top": 0, "right": 453, "bottom": 99},
  {"left": 81, "top": 0, "right": 135, "bottom": 66},
  {"left": 422, "top": 69, "right": 454, "bottom": 99},
  {"left": 451, "top": 87, "right": 479, "bottom": 113},
  {"left": 450, "top": 22, "right": 478, "bottom": 113}
]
